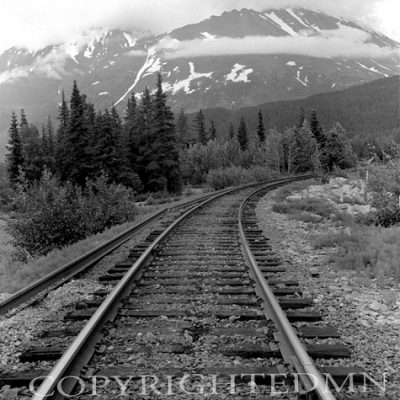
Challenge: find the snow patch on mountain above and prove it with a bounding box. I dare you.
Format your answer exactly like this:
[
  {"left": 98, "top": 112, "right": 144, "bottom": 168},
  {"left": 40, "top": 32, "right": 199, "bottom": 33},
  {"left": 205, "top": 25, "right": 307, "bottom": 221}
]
[
  {"left": 286, "top": 9, "right": 312, "bottom": 31},
  {"left": 65, "top": 42, "right": 79, "bottom": 63},
  {"left": 356, "top": 61, "right": 389, "bottom": 77},
  {"left": 114, "top": 47, "right": 160, "bottom": 106},
  {"left": 201, "top": 32, "right": 217, "bottom": 40},
  {"left": 286, "top": 61, "right": 297, "bottom": 66},
  {"left": 91, "top": 81, "right": 100, "bottom": 85},
  {"left": 99, "top": 92, "right": 109, "bottom": 95},
  {"left": 166, "top": 61, "right": 213, "bottom": 94},
  {"left": 264, "top": 11, "right": 298, "bottom": 36},
  {"left": 296, "top": 69, "right": 308, "bottom": 86},
  {"left": 226, "top": 63, "right": 254, "bottom": 82},
  {"left": 122, "top": 33, "right": 136, "bottom": 47}
]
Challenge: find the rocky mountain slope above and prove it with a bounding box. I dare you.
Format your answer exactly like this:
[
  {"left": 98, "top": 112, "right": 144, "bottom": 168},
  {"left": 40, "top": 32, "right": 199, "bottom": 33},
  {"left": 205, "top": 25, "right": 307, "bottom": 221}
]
[{"left": 0, "top": 7, "right": 399, "bottom": 157}]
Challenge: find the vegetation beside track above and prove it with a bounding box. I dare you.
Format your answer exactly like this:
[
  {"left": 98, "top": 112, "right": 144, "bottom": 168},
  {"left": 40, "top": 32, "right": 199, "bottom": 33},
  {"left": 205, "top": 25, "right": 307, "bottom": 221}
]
[{"left": 271, "top": 168, "right": 400, "bottom": 283}]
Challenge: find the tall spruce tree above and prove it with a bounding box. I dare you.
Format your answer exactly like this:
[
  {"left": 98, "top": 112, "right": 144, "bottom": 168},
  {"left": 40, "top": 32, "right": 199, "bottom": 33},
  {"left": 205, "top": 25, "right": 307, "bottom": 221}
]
[
  {"left": 256, "top": 110, "right": 266, "bottom": 142},
  {"left": 228, "top": 122, "right": 235, "bottom": 140},
  {"left": 61, "top": 80, "right": 92, "bottom": 186},
  {"left": 151, "top": 73, "right": 182, "bottom": 193},
  {"left": 322, "top": 123, "right": 356, "bottom": 171},
  {"left": 194, "top": 110, "right": 207, "bottom": 145},
  {"left": 296, "top": 107, "right": 305, "bottom": 130},
  {"left": 176, "top": 108, "right": 189, "bottom": 146},
  {"left": 292, "top": 123, "right": 318, "bottom": 173},
  {"left": 208, "top": 120, "right": 217, "bottom": 141},
  {"left": 6, "top": 112, "right": 24, "bottom": 184},
  {"left": 55, "top": 90, "right": 70, "bottom": 180},
  {"left": 309, "top": 110, "right": 325, "bottom": 148},
  {"left": 21, "top": 123, "right": 44, "bottom": 182},
  {"left": 237, "top": 115, "right": 248, "bottom": 151}
]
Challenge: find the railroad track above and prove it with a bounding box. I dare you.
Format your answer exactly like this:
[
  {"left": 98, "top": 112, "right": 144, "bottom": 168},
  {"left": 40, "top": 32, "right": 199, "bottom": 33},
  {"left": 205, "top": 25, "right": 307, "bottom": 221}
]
[{"left": 0, "top": 177, "right": 371, "bottom": 399}]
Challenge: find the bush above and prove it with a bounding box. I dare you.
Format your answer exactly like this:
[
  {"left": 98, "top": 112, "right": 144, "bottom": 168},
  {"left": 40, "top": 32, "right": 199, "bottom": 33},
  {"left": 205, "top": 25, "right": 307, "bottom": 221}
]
[
  {"left": 9, "top": 173, "right": 137, "bottom": 256},
  {"left": 206, "top": 166, "right": 252, "bottom": 190},
  {"left": 206, "top": 166, "right": 281, "bottom": 190}
]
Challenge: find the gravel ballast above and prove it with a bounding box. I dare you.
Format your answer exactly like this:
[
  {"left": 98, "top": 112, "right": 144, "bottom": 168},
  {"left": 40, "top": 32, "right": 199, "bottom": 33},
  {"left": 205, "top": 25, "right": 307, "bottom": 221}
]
[{"left": 256, "top": 191, "right": 400, "bottom": 399}]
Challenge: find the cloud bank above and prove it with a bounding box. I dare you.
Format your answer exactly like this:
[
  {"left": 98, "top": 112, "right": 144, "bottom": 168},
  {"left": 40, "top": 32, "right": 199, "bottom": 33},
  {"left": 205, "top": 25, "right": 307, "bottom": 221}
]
[
  {"left": 155, "top": 26, "right": 397, "bottom": 59},
  {"left": 0, "top": 0, "right": 398, "bottom": 53}
]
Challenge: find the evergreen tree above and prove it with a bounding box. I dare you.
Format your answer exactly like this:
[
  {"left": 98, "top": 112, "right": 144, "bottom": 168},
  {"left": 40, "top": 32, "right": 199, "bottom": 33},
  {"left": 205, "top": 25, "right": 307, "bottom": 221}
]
[
  {"left": 296, "top": 107, "right": 305, "bottom": 130},
  {"left": 6, "top": 112, "right": 24, "bottom": 184},
  {"left": 21, "top": 123, "right": 44, "bottom": 182},
  {"left": 55, "top": 90, "right": 70, "bottom": 179},
  {"left": 237, "top": 115, "right": 248, "bottom": 151},
  {"left": 208, "top": 120, "right": 217, "bottom": 141},
  {"left": 256, "top": 110, "right": 266, "bottom": 142},
  {"left": 228, "top": 122, "right": 235, "bottom": 140},
  {"left": 176, "top": 108, "right": 189, "bottom": 146},
  {"left": 194, "top": 110, "right": 207, "bottom": 145},
  {"left": 61, "top": 81, "right": 92, "bottom": 186},
  {"left": 42, "top": 117, "right": 56, "bottom": 173},
  {"left": 20, "top": 109, "right": 28, "bottom": 129},
  {"left": 309, "top": 110, "right": 325, "bottom": 148},
  {"left": 150, "top": 73, "right": 182, "bottom": 193},
  {"left": 322, "top": 123, "right": 356, "bottom": 171},
  {"left": 291, "top": 122, "right": 318, "bottom": 173}
]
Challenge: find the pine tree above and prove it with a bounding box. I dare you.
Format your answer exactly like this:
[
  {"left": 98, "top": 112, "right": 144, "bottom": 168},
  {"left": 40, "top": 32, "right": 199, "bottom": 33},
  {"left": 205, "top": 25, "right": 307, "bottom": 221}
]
[
  {"left": 6, "top": 112, "right": 24, "bottom": 184},
  {"left": 291, "top": 122, "right": 318, "bottom": 173},
  {"left": 309, "top": 110, "right": 325, "bottom": 148},
  {"left": 55, "top": 90, "right": 70, "bottom": 179},
  {"left": 296, "top": 107, "right": 305, "bottom": 130},
  {"left": 176, "top": 108, "right": 189, "bottom": 146},
  {"left": 256, "top": 110, "right": 266, "bottom": 142},
  {"left": 208, "top": 120, "right": 217, "bottom": 141},
  {"left": 21, "top": 123, "right": 44, "bottom": 182},
  {"left": 321, "top": 123, "right": 356, "bottom": 171},
  {"left": 42, "top": 117, "right": 56, "bottom": 173},
  {"left": 61, "top": 80, "right": 92, "bottom": 186},
  {"left": 150, "top": 73, "right": 182, "bottom": 193},
  {"left": 237, "top": 115, "right": 248, "bottom": 151},
  {"left": 194, "top": 110, "right": 207, "bottom": 145},
  {"left": 228, "top": 123, "right": 235, "bottom": 140},
  {"left": 20, "top": 109, "right": 28, "bottom": 129}
]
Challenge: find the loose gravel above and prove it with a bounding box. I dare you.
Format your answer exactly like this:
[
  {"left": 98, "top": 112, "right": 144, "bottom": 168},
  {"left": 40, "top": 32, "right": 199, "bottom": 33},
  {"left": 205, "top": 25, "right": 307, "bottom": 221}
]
[{"left": 256, "top": 191, "right": 400, "bottom": 399}]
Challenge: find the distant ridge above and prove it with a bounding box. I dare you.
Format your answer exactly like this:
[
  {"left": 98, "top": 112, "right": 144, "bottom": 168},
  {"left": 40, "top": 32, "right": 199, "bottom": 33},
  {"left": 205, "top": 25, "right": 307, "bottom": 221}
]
[{"left": 188, "top": 76, "right": 399, "bottom": 139}]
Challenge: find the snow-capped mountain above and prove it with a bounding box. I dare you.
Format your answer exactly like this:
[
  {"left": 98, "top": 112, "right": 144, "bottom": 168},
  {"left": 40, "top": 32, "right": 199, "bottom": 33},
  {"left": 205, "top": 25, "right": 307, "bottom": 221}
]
[{"left": 0, "top": 7, "right": 399, "bottom": 157}]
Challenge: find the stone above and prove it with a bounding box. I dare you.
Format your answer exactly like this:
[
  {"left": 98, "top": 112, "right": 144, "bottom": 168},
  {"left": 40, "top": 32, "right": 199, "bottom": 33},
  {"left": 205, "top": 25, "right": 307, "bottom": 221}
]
[{"left": 369, "top": 301, "right": 382, "bottom": 312}]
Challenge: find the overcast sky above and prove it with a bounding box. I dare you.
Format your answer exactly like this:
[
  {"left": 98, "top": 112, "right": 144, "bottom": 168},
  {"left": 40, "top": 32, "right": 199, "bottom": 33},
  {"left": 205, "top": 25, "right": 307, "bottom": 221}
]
[{"left": 0, "top": 0, "right": 399, "bottom": 52}]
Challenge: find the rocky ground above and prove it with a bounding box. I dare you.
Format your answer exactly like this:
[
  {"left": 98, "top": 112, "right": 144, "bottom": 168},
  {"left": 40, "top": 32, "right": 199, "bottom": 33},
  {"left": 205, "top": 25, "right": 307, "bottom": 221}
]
[{"left": 256, "top": 179, "right": 400, "bottom": 399}]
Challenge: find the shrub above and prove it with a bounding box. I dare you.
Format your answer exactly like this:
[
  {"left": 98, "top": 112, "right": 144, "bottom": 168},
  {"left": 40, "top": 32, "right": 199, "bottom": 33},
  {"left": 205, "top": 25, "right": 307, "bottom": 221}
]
[
  {"left": 9, "top": 173, "right": 137, "bottom": 255},
  {"left": 312, "top": 226, "right": 400, "bottom": 281},
  {"left": 206, "top": 166, "right": 252, "bottom": 190},
  {"left": 365, "top": 160, "right": 400, "bottom": 226}
]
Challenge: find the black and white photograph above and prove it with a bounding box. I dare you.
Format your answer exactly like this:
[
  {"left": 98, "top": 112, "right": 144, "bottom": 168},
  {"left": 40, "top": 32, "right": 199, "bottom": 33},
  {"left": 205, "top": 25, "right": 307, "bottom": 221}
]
[{"left": 0, "top": 0, "right": 399, "bottom": 398}]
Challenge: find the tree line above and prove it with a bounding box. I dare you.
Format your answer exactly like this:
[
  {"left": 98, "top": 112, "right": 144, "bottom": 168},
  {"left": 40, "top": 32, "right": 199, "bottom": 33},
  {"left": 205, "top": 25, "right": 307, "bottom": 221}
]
[
  {"left": 6, "top": 74, "right": 181, "bottom": 193},
  {"left": 6, "top": 75, "right": 356, "bottom": 195}
]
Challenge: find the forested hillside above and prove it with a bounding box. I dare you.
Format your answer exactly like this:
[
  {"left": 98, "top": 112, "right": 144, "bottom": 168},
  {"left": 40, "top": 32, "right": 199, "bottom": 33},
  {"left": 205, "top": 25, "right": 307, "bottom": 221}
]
[{"left": 190, "top": 76, "right": 399, "bottom": 142}]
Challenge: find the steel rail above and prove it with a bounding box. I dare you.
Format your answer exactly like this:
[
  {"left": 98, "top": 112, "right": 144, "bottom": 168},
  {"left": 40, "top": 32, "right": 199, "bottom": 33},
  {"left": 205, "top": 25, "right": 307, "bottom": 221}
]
[
  {"left": 238, "top": 186, "right": 336, "bottom": 400},
  {"left": 31, "top": 176, "right": 303, "bottom": 400},
  {"left": 0, "top": 184, "right": 254, "bottom": 316}
]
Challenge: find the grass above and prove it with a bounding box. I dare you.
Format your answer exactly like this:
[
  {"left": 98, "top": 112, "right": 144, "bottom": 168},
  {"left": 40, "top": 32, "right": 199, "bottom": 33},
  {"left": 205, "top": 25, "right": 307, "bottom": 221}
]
[
  {"left": 311, "top": 225, "right": 400, "bottom": 283},
  {"left": 273, "top": 178, "right": 319, "bottom": 203},
  {"left": 272, "top": 196, "right": 335, "bottom": 223}
]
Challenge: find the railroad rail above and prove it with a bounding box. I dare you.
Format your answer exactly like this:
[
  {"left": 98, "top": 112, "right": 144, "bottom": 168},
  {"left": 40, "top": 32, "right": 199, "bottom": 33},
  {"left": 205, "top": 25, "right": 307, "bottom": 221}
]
[
  {"left": 0, "top": 175, "right": 369, "bottom": 400},
  {"left": 0, "top": 178, "right": 295, "bottom": 317}
]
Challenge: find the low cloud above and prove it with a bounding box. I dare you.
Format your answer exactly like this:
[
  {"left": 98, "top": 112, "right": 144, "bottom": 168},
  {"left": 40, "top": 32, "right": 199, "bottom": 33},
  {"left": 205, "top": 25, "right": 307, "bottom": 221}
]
[
  {"left": 157, "top": 26, "right": 397, "bottom": 59},
  {"left": 0, "top": 47, "right": 71, "bottom": 84}
]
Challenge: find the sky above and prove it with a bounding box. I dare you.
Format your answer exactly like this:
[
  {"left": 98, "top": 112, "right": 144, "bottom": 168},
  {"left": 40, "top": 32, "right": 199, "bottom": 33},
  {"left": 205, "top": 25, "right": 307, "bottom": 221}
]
[{"left": 0, "top": 0, "right": 399, "bottom": 53}]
